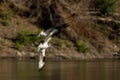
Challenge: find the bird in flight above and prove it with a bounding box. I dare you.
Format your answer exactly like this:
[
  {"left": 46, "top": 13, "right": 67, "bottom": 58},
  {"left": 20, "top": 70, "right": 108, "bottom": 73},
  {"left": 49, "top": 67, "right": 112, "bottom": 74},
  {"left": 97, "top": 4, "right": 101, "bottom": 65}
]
[{"left": 37, "top": 23, "right": 69, "bottom": 70}]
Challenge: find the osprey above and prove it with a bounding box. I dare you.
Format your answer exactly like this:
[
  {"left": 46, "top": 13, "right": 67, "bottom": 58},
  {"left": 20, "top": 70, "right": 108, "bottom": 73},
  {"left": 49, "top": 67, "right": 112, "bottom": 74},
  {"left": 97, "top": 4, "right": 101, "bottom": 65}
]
[{"left": 37, "top": 23, "right": 69, "bottom": 70}]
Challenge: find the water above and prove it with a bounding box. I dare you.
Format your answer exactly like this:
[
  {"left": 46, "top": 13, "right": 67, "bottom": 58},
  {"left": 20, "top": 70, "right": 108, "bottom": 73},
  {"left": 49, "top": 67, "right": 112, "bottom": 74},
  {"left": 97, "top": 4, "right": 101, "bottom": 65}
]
[{"left": 0, "top": 59, "right": 120, "bottom": 80}]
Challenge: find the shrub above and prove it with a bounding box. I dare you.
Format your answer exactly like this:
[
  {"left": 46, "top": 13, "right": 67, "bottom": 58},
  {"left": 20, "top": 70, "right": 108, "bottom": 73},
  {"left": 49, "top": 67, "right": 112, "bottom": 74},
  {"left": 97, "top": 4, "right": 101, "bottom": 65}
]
[
  {"left": 51, "top": 37, "right": 72, "bottom": 50},
  {"left": 15, "top": 30, "right": 39, "bottom": 50},
  {"left": 1, "top": 20, "right": 9, "bottom": 26},
  {"left": 0, "top": 3, "right": 15, "bottom": 26},
  {"left": 76, "top": 41, "right": 91, "bottom": 53},
  {"left": 0, "top": 10, "right": 15, "bottom": 26},
  {"left": 15, "top": 41, "right": 22, "bottom": 50},
  {"left": 96, "top": 0, "right": 118, "bottom": 16},
  {"left": 51, "top": 38, "right": 63, "bottom": 49},
  {"left": 0, "top": 40, "right": 3, "bottom": 48},
  {"left": 97, "top": 23, "right": 110, "bottom": 37},
  {"left": 0, "top": 10, "right": 15, "bottom": 20}
]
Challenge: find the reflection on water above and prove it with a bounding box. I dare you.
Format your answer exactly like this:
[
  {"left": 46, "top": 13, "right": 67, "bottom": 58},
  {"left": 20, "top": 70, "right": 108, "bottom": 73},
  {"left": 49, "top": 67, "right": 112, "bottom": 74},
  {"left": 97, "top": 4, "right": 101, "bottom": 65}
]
[{"left": 0, "top": 59, "right": 120, "bottom": 80}]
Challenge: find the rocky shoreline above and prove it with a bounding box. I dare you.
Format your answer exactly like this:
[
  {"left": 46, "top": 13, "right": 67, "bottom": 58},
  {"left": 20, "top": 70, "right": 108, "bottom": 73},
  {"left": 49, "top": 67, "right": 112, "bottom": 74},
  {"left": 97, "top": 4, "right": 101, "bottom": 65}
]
[
  {"left": 0, "top": 0, "right": 120, "bottom": 60},
  {"left": 0, "top": 49, "right": 119, "bottom": 60}
]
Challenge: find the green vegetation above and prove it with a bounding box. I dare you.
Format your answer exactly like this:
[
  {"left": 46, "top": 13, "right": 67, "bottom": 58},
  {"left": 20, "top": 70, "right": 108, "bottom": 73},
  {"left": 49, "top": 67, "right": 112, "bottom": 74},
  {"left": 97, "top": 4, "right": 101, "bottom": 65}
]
[
  {"left": 97, "top": 23, "right": 110, "bottom": 37},
  {"left": 110, "top": 23, "right": 120, "bottom": 42},
  {"left": 52, "top": 37, "right": 64, "bottom": 49},
  {"left": 0, "top": 40, "right": 3, "bottom": 48},
  {"left": 76, "top": 41, "right": 91, "bottom": 53},
  {"left": 51, "top": 37, "right": 72, "bottom": 50},
  {"left": 0, "top": 11, "right": 14, "bottom": 20},
  {"left": 15, "top": 30, "right": 39, "bottom": 50},
  {"left": 0, "top": 10, "right": 15, "bottom": 26},
  {"left": 97, "top": 21, "right": 120, "bottom": 39},
  {"left": 0, "top": 0, "right": 120, "bottom": 58},
  {"left": 97, "top": 0, "right": 118, "bottom": 16},
  {"left": 1, "top": 20, "right": 10, "bottom": 26},
  {"left": 0, "top": 3, "right": 15, "bottom": 26}
]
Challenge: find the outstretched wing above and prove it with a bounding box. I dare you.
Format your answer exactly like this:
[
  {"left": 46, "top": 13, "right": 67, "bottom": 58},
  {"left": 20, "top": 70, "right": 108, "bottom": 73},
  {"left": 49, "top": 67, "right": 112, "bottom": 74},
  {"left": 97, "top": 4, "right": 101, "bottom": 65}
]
[
  {"left": 38, "top": 22, "right": 69, "bottom": 42},
  {"left": 37, "top": 27, "right": 56, "bottom": 37},
  {"left": 44, "top": 29, "right": 58, "bottom": 42}
]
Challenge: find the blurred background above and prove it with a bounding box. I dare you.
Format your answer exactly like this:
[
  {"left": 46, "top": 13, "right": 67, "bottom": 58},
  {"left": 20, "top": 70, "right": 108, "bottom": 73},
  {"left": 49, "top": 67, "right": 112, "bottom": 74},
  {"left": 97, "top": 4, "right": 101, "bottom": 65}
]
[{"left": 0, "top": 0, "right": 120, "bottom": 80}]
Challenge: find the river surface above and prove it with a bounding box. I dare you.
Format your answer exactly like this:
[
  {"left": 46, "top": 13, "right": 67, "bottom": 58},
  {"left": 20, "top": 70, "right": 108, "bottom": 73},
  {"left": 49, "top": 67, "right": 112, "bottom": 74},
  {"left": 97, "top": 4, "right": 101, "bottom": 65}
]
[{"left": 0, "top": 59, "right": 120, "bottom": 80}]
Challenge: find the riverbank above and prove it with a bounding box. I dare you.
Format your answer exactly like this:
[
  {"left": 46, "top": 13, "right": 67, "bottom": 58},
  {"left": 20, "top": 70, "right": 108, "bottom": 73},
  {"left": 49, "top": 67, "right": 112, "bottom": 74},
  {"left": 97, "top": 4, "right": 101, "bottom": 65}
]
[{"left": 0, "top": 0, "right": 120, "bottom": 59}]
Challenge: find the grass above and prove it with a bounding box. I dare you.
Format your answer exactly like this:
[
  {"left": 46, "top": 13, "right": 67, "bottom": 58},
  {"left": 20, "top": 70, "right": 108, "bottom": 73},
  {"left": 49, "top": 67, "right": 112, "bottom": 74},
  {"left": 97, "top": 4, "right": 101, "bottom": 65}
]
[
  {"left": 96, "top": 0, "right": 118, "bottom": 16},
  {"left": 87, "top": 22, "right": 94, "bottom": 28},
  {"left": 0, "top": 40, "right": 3, "bottom": 48},
  {"left": 75, "top": 40, "right": 91, "bottom": 53},
  {"left": 1, "top": 20, "right": 10, "bottom": 26},
  {"left": 51, "top": 37, "right": 64, "bottom": 49},
  {"left": 0, "top": 3, "right": 15, "bottom": 26},
  {"left": 0, "top": 11, "right": 14, "bottom": 20},
  {"left": 96, "top": 22, "right": 110, "bottom": 38},
  {"left": 15, "top": 30, "right": 70, "bottom": 50},
  {"left": 15, "top": 30, "right": 39, "bottom": 50},
  {"left": 51, "top": 37, "right": 72, "bottom": 50}
]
